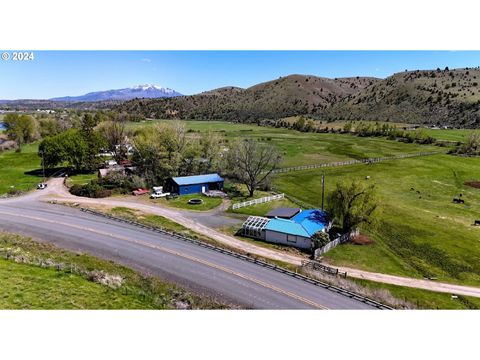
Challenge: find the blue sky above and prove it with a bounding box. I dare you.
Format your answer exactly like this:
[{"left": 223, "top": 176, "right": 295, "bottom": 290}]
[{"left": 1, "top": 51, "right": 480, "bottom": 99}]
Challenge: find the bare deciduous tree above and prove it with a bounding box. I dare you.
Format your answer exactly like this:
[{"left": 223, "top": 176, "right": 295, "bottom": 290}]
[{"left": 227, "top": 139, "right": 282, "bottom": 197}]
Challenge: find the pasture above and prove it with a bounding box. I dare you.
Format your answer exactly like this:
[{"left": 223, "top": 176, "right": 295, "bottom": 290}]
[
  {"left": 139, "top": 119, "right": 441, "bottom": 167},
  {"left": 129, "top": 121, "right": 480, "bottom": 288},
  {"left": 404, "top": 128, "right": 471, "bottom": 142},
  {"left": 274, "top": 154, "right": 480, "bottom": 286}
]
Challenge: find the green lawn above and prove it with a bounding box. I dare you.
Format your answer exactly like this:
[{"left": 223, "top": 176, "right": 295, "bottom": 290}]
[
  {"left": 0, "top": 231, "right": 224, "bottom": 309},
  {"left": 275, "top": 154, "right": 480, "bottom": 286},
  {"left": 230, "top": 198, "right": 300, "bottom": 217},
  {"left": 149, "top": 193, "right": 223, "bottom": 211},
  {"left": 0, "top": 142, "right": 42, "bottom": 194},
  {"left": 66, "top": 172, "right": 98, "bottom": 186}
]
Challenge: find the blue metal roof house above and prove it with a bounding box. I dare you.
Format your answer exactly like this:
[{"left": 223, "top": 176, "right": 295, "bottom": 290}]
[
  {"left": 166, "top": 173, "right": 224, "bottom": 195},
  {"left": 242, "top": 209, "right": 330, "bottom": 250}
]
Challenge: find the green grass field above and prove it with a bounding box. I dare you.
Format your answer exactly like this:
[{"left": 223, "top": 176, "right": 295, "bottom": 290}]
[
  {"left": 0, "top": 142, "right": 42, "bottom": 194},
  {"left": 230, "top": 197, "right": 299, "bottom": 217},
  {"left": 408, "top": 128, "right": 471, "bottom": 142},
  {"left": 275, "top": 154, "right": 480, "bottom": 286},
  {"left": 0, "top": 231, "right": 224, "bottom": 309},
  {"left": 129, "top": 120, "right": 442, "bottom": 167},
  {"left": 66, "top": 173, "right": 98, "bottom": 186}
]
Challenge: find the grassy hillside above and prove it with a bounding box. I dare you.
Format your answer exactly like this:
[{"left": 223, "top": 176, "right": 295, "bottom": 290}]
[
  {"left": 117, "top": 75, "right": 379, "bottom": 122},
  {"left": 324, "top": 67, "right": 480, "bottom": 127},
  {"left": 0, "top": 232, "right": 225, "bottom": 309}
]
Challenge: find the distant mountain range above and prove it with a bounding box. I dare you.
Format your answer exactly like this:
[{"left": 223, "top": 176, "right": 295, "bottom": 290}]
[
  {"left": 50, "top": 84, "right": 182, "bottom": 102},
  {"left": 0, "top": 84, "right": 183, "bottom": 109},
  {"left": 117, "top": 69, "right": 480, "bottom": 127},
  {"left": 2, "top": 69, "right": 480, "bottom": 127}
]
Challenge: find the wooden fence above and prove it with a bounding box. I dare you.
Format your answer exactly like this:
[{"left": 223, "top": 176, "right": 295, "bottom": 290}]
[
  {"left": 232, "top": 193, "right": 285, "bottom": 210},
  {"left": 301, "top": 260, "right": 347, "bottom": 278},
  {"left": 271, "top": 151, "right": 440, "bottom": 175}
]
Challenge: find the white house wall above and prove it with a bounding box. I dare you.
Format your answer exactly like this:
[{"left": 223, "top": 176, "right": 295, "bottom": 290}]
[{"left": 264, "top": 230, "right": 312, "bottom": 250}]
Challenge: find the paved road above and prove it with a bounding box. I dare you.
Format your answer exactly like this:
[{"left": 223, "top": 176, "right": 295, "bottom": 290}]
[{"left": 0, "top": 201, "right": 375, "bottom": 309}]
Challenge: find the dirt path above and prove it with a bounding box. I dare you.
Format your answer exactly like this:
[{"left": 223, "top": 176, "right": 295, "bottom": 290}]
[{"left": 23, "top": 178, "right": 480, "bottom": 298}]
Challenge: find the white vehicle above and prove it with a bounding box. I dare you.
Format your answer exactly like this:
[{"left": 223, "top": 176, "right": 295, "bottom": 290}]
[
  {"left": 37, "top": 183, "right": 48, "bottom": 190},
  {"left": 150, "top": 192, "right": 170, "bottom": 199},
  {"left": 152, "top": 186, "right": 163, "bottom": 194}
]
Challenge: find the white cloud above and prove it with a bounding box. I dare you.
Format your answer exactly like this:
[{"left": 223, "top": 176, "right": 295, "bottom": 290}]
[{"left": 141, "top": 58, "right": 151, "bottom": 63}]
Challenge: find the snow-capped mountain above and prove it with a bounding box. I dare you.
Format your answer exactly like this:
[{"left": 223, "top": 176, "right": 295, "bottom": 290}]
[{"left": 50, "top": 84, "right": 182, "bottom": 102}]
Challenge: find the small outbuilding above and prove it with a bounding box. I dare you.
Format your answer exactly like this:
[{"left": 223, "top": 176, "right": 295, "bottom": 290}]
[
  {"left": 166, "top": 173, "right": 224, "bottom": 196},
  {"left": 266, "top": 207, "right": 301, "bottom": 219},
  {"left": 241, "top": 209, "right": 331, "bottom": 251}
]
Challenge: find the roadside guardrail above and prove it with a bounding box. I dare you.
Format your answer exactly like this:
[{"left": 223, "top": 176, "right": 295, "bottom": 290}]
[{"left": 79, "top": 207, "right": 393, "bottom": 310}]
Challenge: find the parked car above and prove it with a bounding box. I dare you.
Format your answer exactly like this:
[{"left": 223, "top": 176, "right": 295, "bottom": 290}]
[
  {"left": 166, "top": 193, "right": 178, "bottom": 200},
  {"left": 37, "top": 183, "right": 48, "bottom": 190},
  {"left": 132, "top": 188, "right": 149, "bottom": 196},
  {"left": 150, "top": 192, "right": 171, "bottom": 199}
]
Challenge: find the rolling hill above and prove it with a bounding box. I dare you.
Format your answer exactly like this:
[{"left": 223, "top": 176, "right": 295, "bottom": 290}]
[
  {"left": 322, "top": 67, "right": 480, "bottom": 127},
  {"left": 117, "top": 75, "right": 379, "bottom": 121}
]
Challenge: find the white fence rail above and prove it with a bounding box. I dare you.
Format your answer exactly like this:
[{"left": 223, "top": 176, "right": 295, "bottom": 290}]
[
  {"left": 314, "top": 229, "right": 359, "bottom": 258},
  {"left": 271, "top": 152, "right": 441, "bottom": 175},
  {"left": 232, "top": 193, "right": 284, "bottom": 210}
]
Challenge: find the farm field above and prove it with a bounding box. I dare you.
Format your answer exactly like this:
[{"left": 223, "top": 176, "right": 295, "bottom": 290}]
[
  {"left": 416, "top": 128, "right": 471, "bottom": 142},
  {"left": 274, "top": 154, "right": 480, "bottom": 286},
  {"left": 0, "top": 142, "right": 42, "bottom": 195},
  {"left": 130, "top": 120, "right": 441, "bottom": 167}
]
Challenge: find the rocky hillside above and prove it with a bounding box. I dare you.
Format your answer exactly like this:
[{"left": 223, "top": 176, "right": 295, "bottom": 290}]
[
  {"left": 323, "top": 67, "right": 480, "bottom": 127},
  {"left": 117, "top": 75, "right": 379, "bottom": 121}
]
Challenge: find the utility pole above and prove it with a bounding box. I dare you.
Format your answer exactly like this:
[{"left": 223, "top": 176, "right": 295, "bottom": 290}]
[
  {"left": 321, "top": 173, "right": 325, "bottom": 210},
  {"left": 40, "top": 150, "right": 46, "bottom": 183}
]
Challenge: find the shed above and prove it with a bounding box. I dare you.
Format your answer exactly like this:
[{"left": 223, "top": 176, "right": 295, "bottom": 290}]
[
  {"left": 166, "top": 173, "right": 224, "bottom": 195},
  {"left": 266, "top": 207, "right": 301, "bottom": 219}
]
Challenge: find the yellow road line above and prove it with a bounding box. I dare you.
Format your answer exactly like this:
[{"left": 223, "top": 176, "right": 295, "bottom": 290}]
[{"left": 0, "top": 210, "right": 328, "bottom": 309}]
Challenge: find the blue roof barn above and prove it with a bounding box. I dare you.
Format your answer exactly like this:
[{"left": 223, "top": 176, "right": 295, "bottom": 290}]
[{"left": 166, "top": 173, "right": 224, "bottom": 195}]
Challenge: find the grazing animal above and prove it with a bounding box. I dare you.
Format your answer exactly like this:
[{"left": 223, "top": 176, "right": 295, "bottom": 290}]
[
  {"left": 474, "top": 220, "right": 480, "bottom": 226},
  {"left": 453, "top": 198, "right": 465, "bottom": 204},
  {"left": 410, "top": 187, "right": 414, "bottom": 191}
]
